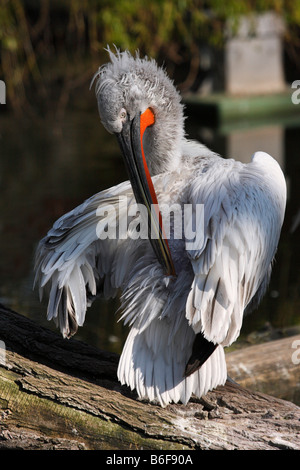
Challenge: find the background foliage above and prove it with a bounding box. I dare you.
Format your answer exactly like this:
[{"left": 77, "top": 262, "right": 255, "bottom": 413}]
[{"left": 1, "top": 0, "right": 300, "bottom": 112}]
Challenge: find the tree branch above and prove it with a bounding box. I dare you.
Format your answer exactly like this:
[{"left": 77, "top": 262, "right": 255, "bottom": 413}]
[{"left": 0, "top": 305, "right": 299, "bottom": 450}]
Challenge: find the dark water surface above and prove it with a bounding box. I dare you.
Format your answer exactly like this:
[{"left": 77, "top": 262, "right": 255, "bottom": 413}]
[{"left": 0, "top": 103, "right": 299, "bottom": 400}]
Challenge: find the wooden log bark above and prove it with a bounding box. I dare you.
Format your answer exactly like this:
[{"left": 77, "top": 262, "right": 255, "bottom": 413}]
[
  {"left": 226, "top": 334, "right": 300, "bottom": 405},
  {"left": 0, "top": 305, "right": 299, "bottom": 450}
]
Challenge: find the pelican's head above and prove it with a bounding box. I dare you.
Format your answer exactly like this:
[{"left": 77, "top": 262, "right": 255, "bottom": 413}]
[
  {"left": 92, "top": 48, "right": 185, "bottom": 175},
  {"left": 92, "top": 49, "right": 182, "bottom": 276}
]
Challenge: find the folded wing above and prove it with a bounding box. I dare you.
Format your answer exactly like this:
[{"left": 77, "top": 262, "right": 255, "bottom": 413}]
[{"left": 185, "top": 152, "right": 286, "bottom": 348}]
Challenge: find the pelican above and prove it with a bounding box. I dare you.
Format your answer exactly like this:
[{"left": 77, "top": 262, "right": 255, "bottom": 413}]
[{"left": 34, "top": 49, "right": 286, "bottom": 407}]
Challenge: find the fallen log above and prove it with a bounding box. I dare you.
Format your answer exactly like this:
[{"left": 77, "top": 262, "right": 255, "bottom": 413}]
[
  {"left": 226, "top": 334, "right": 300, "bottom": 405},
  {"left": 0, "top": 305, "right": 299, "bottom": 450}
]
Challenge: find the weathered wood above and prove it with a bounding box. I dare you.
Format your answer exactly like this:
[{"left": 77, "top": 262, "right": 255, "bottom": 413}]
[
  {"left": 226, "top": 334, "right": 300, "bottom": 405},
  {"left": 0, "top": 305, "right": 299, "bottom": 450}
]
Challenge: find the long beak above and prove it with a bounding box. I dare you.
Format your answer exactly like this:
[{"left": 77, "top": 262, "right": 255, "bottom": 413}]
[{"left": 115, "top": 108, "right": 176, "bottom": 277}]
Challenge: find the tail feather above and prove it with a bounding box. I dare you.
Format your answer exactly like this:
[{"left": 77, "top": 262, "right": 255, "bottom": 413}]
[
  {"left": 117, "top": 318, "right": 227, "bottom": 407},
  {"left": 117, "top": 263, "right": 227, "bottom": 406}
]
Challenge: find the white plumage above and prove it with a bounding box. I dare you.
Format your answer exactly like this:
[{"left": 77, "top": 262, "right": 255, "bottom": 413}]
[{"left": 34, "top": 50, "right": 286, "bottom": 407}]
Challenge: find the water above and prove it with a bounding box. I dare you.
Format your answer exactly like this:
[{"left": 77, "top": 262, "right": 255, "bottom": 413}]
[
  {"left": 0, "top": 105, "right": 130, "bottom": 354},
  {"left": 0, "top": 103, "right": 299, "bottom": 398}
]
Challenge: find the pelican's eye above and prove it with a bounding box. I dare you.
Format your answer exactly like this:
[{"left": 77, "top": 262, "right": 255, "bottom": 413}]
[{"left": 120, "top": 108, "right": 127, "bottom": 123}]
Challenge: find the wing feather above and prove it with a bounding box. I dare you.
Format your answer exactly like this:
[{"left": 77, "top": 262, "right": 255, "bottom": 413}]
[
  {"left": 34, "top": 180, "right": 144, "bottom": 338},
  {"left": 186, "top": 152, "right": 286, "bottom": 347}
]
